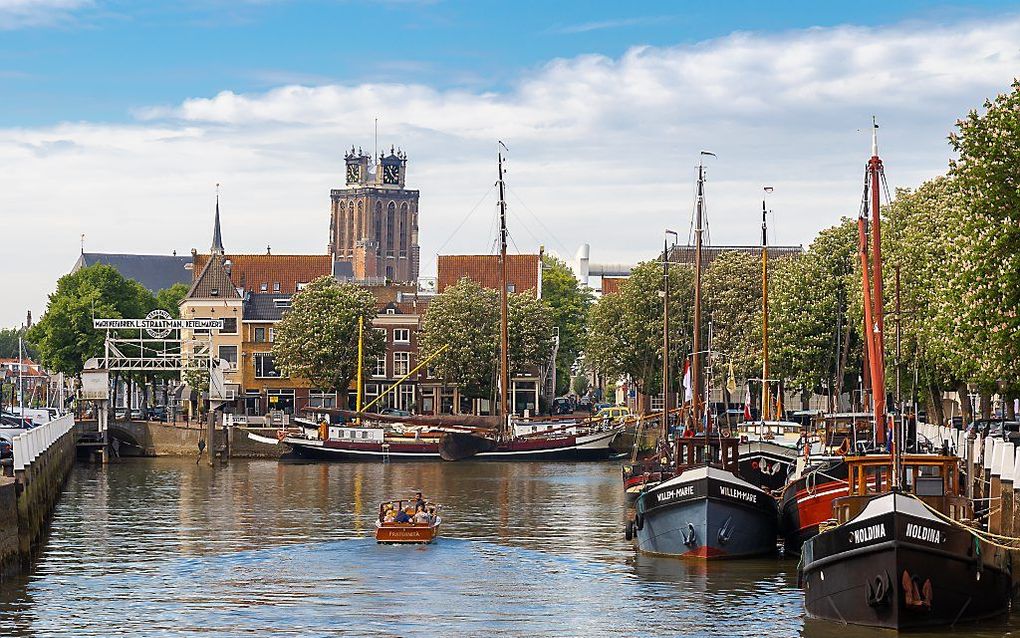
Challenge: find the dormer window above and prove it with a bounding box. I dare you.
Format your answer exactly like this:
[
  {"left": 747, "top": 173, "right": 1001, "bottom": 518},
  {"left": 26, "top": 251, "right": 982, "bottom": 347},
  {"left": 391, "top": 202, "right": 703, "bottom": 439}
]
[
  {"left": 273, "top": 282, "right": 281, "bottom": 292},
  {"left": 260, "top": 283, "right": 268, "bottom": 292},
  {"left": 210, "top": 287, "right": 219, "bottom": 297},
  {"left": 273, "top": 298, "right": 291, "bottom": 309}
]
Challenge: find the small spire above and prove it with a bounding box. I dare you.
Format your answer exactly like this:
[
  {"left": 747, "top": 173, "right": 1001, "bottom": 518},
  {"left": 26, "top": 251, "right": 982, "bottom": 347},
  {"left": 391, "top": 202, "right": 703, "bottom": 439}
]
[
  {"left": 871, "top": 116, "right": 879, "bottom": 158},
  {"left": 211, "top": 183, "right": 224, "bottom": 255}
]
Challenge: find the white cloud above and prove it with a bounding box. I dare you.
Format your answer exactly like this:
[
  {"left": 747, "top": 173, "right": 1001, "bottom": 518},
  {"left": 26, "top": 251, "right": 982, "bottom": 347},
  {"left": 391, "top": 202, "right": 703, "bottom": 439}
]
[
  {"left": 4, "top": 16, "right": 1020, "bottom": 326},
  {"left": 0, "top": 0, "right": 90, "bottom": 29}
]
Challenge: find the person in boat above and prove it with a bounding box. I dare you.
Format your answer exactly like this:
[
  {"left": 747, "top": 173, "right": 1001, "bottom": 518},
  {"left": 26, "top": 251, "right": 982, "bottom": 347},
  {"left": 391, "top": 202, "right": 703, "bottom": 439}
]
[
  {"left": 413, "top": 505, "right": 430, "bottom": 524},
  {"left": 383, "top": 508, "right": 397, "bottom": 523},
  {"left": 412, "top": 492, "right": 426, "bottom": 510},
  {"left": 395, "top": 508, "right": 412, "bottom": 524}
]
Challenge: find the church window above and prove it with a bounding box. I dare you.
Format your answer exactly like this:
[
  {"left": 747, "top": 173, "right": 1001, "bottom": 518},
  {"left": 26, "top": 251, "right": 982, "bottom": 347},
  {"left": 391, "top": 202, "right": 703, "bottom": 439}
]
[{"left": 386, "top": 202, "right": 396, "bottom": 252}]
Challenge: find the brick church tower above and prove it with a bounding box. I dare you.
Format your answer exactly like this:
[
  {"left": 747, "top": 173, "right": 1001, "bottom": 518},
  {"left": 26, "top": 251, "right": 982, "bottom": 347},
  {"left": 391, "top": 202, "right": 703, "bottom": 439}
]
[{"left": 329, "top": 146, "right": 420, "bottom": 283}]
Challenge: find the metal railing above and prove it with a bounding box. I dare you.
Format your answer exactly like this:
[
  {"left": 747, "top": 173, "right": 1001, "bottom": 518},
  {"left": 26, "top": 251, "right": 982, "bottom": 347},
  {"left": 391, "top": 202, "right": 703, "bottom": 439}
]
[{"left": 12, "top": 414, "right": 75, "bottom": 472}]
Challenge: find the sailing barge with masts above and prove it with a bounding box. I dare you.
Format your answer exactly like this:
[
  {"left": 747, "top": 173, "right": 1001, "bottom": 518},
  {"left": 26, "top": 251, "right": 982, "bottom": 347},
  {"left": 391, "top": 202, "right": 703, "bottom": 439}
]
[
  {"left": 272, "top": 144, "right": 621, "bottom": 463},
  {"left": 629, "top": 154, "right": 778, "bottom": 559},
  {"left": 799, "top": 121, "right": 1012, "bottom": 629}
]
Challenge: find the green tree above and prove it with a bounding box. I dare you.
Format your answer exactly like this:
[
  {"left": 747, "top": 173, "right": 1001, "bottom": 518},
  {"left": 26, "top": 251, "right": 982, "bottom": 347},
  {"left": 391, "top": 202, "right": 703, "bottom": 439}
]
[
  {"left": 419, "top": 277, "right": 554, "bottom": 400},
  {"left": 571, "top": 373, "right": 590, "bottom": 396},
  {"left": 585, "top": 260, "right": 694, "bottom": 404},
  {"left": 27, "top": 264, "right": 156, "bottom": 375},
  {"left": 155, "top": 282, "right": 190, "bottom": 318},
  {"left": 770, "top": 219, "right": 860, "bottom": 408},
  {"left": 272, "top": 276, "right": 384, "bottom": 404},
  {"left": 0, "top": 327, "right": 36, "bottom": 360},
  {"left": 947, "top": 79, "right": 1020, "bottom": 392},
  {"left": 541, "top": 255, "right": 594, "bottom": 395},
  {"left": 703, "top": 250, "right": 764, "bottom": 384}
]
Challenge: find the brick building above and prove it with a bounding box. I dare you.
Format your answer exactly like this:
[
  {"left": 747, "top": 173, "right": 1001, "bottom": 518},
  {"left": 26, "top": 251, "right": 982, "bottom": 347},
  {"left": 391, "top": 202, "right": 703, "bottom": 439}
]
[{"left": 329, "top": 146, "right": 420, "bottom": 283}]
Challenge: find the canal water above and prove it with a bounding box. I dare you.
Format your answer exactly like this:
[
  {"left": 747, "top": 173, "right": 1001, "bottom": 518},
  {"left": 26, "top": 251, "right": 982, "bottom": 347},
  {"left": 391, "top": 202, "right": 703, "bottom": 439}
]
[{"left": 1, "top": 458, "right": 1018, "bottom": 637}]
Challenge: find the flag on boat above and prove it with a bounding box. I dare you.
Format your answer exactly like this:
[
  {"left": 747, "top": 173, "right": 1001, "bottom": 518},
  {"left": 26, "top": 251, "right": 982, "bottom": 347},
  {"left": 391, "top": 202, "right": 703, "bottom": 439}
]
[
  {"left": 682, "top": 359, "right": 692, "bottom": 402},
  {"left": 744, "top": 383, "right": 752, "bottom": 421},
  {"left": 775, "top": 379, "right": 783, "bottom": 418},
  {"left": 726, "top": 362, "right": 737, "bottom": 395}
]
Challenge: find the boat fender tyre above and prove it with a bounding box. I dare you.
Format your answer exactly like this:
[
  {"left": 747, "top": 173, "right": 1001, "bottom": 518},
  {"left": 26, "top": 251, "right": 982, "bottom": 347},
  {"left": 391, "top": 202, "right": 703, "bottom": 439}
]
[
  {"left": 634, "top": 512, "right": 644, "bottom": 531},
  {"left": 625, "top": 520, "right": 634, "bottom": 541}
]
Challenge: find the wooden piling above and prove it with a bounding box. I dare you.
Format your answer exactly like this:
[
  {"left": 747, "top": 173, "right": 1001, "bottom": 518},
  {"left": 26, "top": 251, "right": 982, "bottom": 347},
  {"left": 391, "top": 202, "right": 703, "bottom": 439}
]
[{"left": 999, "top": 442, "right": 1015, "bottom": 538}]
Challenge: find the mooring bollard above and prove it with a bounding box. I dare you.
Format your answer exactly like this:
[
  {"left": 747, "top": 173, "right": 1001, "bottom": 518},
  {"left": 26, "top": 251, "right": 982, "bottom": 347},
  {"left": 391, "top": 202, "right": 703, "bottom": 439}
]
[
  {"left": 999, "top": 442, "right": 1015, "bottom": 537},
  {"left": 990, "top": 440, "right": 1007, "bottom": 534}
]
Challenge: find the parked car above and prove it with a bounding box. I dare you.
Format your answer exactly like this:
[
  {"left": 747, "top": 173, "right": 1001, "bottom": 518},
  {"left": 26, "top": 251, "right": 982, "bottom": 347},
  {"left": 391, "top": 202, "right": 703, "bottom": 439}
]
[
  {"left": 0, "top": 437, "right": 12, "bottom": 460},
  {"left": 380, "top": 407, "right": 412, "bottom": 417},
  {"left": 551, "top": 397, "right": 574, "bottom": 415},
  {"left": 595, "top": 405, "right": 631, "bottom": 422},
  {"left": 146, "top": 406, "right": 168, "bottom": 422}
]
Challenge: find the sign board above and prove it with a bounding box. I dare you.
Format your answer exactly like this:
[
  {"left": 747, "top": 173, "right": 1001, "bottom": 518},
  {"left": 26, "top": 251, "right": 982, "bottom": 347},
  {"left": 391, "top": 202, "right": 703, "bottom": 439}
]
[
  {"left": 80, "top": 369, "right": 110, "bottom": 400},
  {"left": 94, "top": 310, "right": 224, "bottom": 338}
]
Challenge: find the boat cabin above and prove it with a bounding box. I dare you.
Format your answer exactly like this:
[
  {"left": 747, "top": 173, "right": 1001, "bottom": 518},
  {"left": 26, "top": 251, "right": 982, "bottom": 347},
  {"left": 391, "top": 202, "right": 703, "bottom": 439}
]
[
  {"left": 832, "top": 454, "right": 970, "bottom": 524},
  {"left": 674, "top": 435, "right": 739, "bottom": 474},
  {"left": 819, "top": 413, "right": 876, "bottom": 453}
]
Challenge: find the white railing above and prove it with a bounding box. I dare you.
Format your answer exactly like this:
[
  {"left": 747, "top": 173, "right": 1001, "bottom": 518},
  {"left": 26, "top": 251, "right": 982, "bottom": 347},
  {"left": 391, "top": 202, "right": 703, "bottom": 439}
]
[{"left": 12, "top": 414, "right": 75, "bottom": 473}]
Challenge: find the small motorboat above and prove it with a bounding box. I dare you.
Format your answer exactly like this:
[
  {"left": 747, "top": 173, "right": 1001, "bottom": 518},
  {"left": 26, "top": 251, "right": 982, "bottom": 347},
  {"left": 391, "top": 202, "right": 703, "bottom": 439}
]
[{"left": 374, "top": 499, "right": 441, "bottom": 544}]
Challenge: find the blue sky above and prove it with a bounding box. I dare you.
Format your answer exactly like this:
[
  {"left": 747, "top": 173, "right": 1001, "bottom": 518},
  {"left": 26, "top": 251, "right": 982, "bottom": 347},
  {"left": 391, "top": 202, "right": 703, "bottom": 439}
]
[
  {"left": 3, "top": 0, "right": 1020, "bottom": 327},
  {"left": 2, "top": 0, "right": 1016, "bottom": 125}
]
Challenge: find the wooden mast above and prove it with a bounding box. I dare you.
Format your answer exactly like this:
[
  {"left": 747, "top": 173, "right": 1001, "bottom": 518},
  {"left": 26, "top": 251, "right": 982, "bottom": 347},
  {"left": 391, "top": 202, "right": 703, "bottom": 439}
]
[
  {"left": 692, "top": 153, "right": 712, "bottom": 432},
  {"left": 497, "top": 144, "right": 510, "bottom": 431},
  {"left": 662, "top": 234, "right": 671, "bottom": 421},
  {"left": 761, "top": 188, "right": 771, "bottom": 422},
  {"left": 868, "top": 118, "right": 888, "bottom": 444}
]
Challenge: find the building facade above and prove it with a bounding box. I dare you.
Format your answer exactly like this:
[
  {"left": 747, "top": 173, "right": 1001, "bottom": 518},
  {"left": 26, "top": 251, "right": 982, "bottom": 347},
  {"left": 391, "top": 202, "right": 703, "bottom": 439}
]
[{"left": 329, "top": 147, "right": 420, "bottom": 283}]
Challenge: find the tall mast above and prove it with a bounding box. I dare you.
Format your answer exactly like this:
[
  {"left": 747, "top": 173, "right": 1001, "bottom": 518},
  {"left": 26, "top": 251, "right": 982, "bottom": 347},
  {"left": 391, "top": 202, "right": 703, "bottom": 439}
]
[
  {"left": 692, "top": 153, "right": 712, "bottom": 432},
  {"left": 868, "top": 118, "right": 888, "bottom": 439},
  {"left": 497, "top": 145, "right": 510, "bottom": 426},
  {"left": 761, "top": 188, "right": 772, "bottom": 422},
  {"left": 662, "top": 234, "right": 671, "bottom": 420}
]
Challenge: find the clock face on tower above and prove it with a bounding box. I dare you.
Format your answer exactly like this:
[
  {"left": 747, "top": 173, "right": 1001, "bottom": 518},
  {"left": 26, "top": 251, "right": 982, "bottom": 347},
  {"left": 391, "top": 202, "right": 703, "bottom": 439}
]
[
  {"left": 346, "top": 164, "right": 360, "bottom": 184},
  {"left": 383, "top": 163, "right": 400, "bottom": 185}
]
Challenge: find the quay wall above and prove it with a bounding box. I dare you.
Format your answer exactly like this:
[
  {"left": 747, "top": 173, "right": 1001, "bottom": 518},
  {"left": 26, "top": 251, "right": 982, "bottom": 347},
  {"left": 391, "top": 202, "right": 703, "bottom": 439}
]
[
  {"left": 2, "top": 415, "right": 77, "bottom": 582},
  {"left": 0, "top": 478, "right": 18, "bottom": 579},
  {"left": 107, "top": 421, "right": 283, "bottom": 459}
]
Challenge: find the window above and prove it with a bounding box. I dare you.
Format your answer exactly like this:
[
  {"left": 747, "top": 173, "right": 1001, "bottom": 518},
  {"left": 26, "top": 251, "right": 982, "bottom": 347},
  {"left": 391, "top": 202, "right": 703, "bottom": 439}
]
[
  {"left": 273, "top": 298, "right": 290, "bottom": 309},
  {"left": 297, "top": 282, "right": 307, "bottom": 291},
  {"left": 254, "top": 327, "right": 267, "bottom": 343},
  {"left": 260, "top": 283, "right": 268, "bottom": 292},
  {"left": 507, "top": 284, "right": 516, "bottom": 293},
  {"left": 254, "top": 353, "right": 280, "bottom": 378},
  {"left": 273, "top": 282, "right": 281, "bottom": 292},
  {"left": 393, "top": 329, "right": 410, "bottom": 343},
  {"left": 193, "top": 317, "right": 211, "bottom": 335},
  {"left": 218, "top": 346, "right": 238, "bottom": 369},
  {"left": 210, "top": 287, "right": 219, "bottom": 297},
  {"left": 269, "top": 328, "right": 275, "bottom": 343},
  {"left": 308, "top": 390, "right": 336, "bottom": 409},
  {"left": 386, "top": 308, "right": 396, "bottom": 315},
  {"left": 398, "top": 385, "right": 415, "bottom": 412},
  {"left": 221, "top": 318, "right": 237, "bottom": 334},
  {"left": 650, "top": 392, "right": 664, "bottom": 411},
  {"left": 373, "top": 356, "right": 386, "bottom": 377},
  {"left": 393, "top": 352, "right": 410, "bottom": 376}
]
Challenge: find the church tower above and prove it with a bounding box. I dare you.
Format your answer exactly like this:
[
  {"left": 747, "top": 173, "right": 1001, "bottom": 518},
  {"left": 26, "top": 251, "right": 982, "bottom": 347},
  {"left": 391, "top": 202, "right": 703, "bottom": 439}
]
[{"left": 329, "top": 145, "right": 420, "bottom": 283}]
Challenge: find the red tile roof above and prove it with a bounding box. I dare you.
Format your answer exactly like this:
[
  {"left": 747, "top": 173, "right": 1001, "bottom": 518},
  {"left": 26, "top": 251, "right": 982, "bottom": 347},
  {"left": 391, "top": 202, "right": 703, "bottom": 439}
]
[
  {"left": 437, "top": 254, "right": 540, "bottom": 297},
  {"left": 192, "top": 253, "right": 332, "bottom": 294}
]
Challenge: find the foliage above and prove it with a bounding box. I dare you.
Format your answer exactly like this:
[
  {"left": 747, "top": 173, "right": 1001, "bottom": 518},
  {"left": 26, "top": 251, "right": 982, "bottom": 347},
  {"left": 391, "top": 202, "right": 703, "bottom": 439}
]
[
  {"left": 947, "top": 79, "right": 1020, "bottom": 387},
  {"left": 769, "top": 219, "right": 860, "bottom": 399},
  {"left": 703, "top": 250, "right": 763, "bottom": 383},
  {"left": 541, "top": 255, "right": 594, "bottom": 395},
  {"left": 585, "top": 259, "right": 694, "bottom": 397},
  {"left": 27, "top": 264, "right": 156, "bottom": 375},
  {"left": 571, "top": 373, "right": 590, "bottom": 396},
  {"left": 272, "top": 276, "right": 384, "bottom": 396},
  {"left": 0, "top": 327, "right": 36, "bottom": 360},
  {"left": 155, "top": 283, "right": 190, "bottom": 318},
  {"left": 419, "top": 277, "right": 554, "bottom": 399}
]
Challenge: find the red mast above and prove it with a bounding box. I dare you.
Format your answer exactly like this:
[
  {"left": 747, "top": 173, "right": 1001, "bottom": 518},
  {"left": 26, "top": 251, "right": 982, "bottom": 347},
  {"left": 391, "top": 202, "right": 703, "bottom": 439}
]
[{"left": 868, "top": 120, "right": 887, "bottom": 431}]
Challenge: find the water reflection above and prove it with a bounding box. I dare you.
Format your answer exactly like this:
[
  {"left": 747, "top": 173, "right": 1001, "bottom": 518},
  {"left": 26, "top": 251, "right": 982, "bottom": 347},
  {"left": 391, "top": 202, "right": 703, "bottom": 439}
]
[{"left": 0, "top": 458, "right": 1017, "bottom": 637}]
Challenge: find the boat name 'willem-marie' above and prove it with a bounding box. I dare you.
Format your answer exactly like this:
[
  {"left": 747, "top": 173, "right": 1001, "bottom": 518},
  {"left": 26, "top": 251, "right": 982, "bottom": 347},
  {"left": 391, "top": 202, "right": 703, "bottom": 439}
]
[
  {"left": 850, "top": 523, "right": 886, "bottom": 544},
  {"left": 719, "top": 486, "right": 757, "bottom": 503},
  {"left": 656, "top": 485, "right": 695, "bottom": 503}
]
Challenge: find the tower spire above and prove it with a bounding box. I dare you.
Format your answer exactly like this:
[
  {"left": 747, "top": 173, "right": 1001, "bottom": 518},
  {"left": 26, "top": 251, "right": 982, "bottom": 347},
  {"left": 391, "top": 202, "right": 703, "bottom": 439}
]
[{"left": 211, "top": 183, "right": 224, "bottom": 255}]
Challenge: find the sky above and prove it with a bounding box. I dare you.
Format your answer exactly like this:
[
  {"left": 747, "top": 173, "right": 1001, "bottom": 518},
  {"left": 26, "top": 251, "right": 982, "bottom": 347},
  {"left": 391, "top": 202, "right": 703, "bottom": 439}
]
[{"left": 3, "top": 0, "right": 1020, "bottom": 327}]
